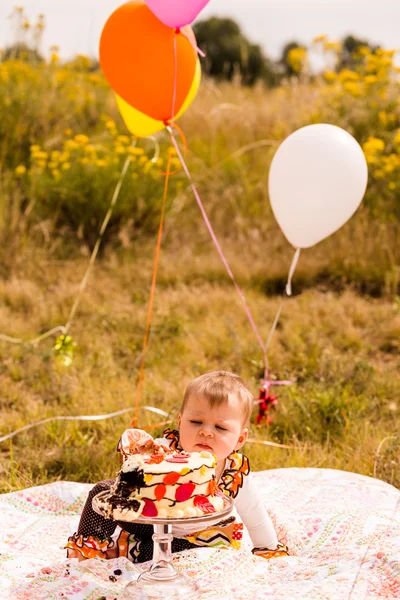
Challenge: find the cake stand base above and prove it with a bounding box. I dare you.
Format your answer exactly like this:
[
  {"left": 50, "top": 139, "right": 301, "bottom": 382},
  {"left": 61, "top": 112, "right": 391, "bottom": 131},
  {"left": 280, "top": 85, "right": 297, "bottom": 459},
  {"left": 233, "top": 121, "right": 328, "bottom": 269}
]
[
  {"left": 92, "top": 491, "right": 233, "bottom": 600},
  {"left": 123, "top": 570, "right": 200, "bottom": 599},
  {"left": 122, "top": 526, "right": 201, "bottom": 599}
]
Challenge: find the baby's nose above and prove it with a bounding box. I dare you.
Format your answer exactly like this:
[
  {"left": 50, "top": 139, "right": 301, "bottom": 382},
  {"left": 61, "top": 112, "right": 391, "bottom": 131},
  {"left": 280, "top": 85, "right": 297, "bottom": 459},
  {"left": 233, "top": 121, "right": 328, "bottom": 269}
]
[{"left": 199, "top": 426, "right": 213, "bottom": 437}]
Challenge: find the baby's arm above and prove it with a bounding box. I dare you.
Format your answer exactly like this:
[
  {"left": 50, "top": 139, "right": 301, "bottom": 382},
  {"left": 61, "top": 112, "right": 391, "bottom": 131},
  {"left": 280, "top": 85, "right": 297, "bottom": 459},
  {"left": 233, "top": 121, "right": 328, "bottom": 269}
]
[{"left": 235, "top": 474, "right": 289, "bottom": 557}]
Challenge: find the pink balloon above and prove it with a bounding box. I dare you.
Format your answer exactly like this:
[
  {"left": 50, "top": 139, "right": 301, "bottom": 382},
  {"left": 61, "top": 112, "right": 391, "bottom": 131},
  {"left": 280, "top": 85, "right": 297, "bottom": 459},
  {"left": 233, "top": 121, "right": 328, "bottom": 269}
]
[{"left": 145, "top": 0, "right": 210, "bottom": 28}]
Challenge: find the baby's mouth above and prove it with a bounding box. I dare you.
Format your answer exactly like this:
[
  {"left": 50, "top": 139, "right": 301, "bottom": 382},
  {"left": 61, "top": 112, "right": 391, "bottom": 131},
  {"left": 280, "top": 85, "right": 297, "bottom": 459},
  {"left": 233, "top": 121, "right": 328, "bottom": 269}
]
[{"left": 196, "top": 443, "right": 213, "bottom": 452}]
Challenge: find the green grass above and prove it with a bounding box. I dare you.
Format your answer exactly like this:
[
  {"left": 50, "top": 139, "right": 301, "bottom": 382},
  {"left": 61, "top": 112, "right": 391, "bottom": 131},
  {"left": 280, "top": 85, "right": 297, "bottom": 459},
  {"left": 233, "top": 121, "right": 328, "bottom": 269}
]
[
  {"left": 0, "top": 58, "right": 399, "bottom": 494},
  {"left": 0, "top": 244, "right": 399, "bottom": 493}
]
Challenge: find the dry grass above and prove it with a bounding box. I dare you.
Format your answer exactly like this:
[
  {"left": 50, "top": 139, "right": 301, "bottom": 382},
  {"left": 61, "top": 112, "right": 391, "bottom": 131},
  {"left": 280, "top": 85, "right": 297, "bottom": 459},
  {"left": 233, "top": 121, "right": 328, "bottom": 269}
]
[
  {"left": 0, "top": 244, "right": 399, "bottom": 493},
  {"left": 0, "top": 57, "right": 399, "bottom": 494}
]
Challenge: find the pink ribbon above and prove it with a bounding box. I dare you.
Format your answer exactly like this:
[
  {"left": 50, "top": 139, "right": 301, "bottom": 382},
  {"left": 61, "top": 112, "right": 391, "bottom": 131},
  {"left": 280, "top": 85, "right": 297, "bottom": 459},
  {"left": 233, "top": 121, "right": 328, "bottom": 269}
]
[
  {"left": 259, "top": 379, "right": 293, "bottom": 395},
  {"left": 167, "top": 36, "right": 292, "bottom": 391},
  {"left": 179, "top": 28, "right": 206, "bottom": 58},
  {"left": 168, "top": 125, "right": 268, "bottom": 365}
]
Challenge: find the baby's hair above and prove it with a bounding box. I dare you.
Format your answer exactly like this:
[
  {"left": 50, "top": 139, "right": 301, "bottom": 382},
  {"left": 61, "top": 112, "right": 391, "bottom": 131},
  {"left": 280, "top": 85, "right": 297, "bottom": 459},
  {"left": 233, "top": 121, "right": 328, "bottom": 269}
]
[{"left": 181, "top": 370, "right": 254, "bottom": 427}]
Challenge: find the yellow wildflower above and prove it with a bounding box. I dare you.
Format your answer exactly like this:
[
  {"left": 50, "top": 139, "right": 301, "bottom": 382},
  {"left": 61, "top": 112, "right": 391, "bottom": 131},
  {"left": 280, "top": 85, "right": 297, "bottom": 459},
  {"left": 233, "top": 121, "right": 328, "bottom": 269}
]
[
  {"left": 117, "top": 135, "right": 130, "bottom": 145},
  {"left": 105, "top": 120, "right": 116, "bottom": 130},
  {"left": 115, "top": 145, "right": 127, "bottom": 154},
  {"left": 339, "top": 69, "right": 359, "bottom": 82},
  {"left": 363, "top": 137, "right": 385, "bottom": 165},
  {"left": 51, "top": 150, "right": 61, "bottom": 160},
  {"left": 129, "top": 147, "right": 144, "bottom": 156},
  {"left": 357, "top": 45, "right": 370, "bottom": 57},
  {"left": 343, "top": 81, "right": 362, "bottom": 97},
  {"left": 323, "top": 71, "right": 337, "bottom": 83},
  {"left": 96, "top": 159, "right": 108, "bottom": 167},
  {"left": 48, "top": 161, "right": 58, "bottom": 169},
  {"left": 393, "top": 130, "right": 400, "bottom": 148},
  {"left": 80, "top": 158, "right": 89, "bottom": 165},
  {"left": 37, "top": 159, "right": 47, "bottom": 169},
  {"left": 15, "top": 165, "right": 26, "bottom": 177},
  {"left": 74, "top": 134, "right": 89, "bottom": 145},
  {"left": 65, "top": 140, "right": 79, "bottom": 151},
  {"left": 378, "top": 111, "right": 389, "bottom": 127},
  {"left": 52, "top": 169, "right": 61, "bottom": 179},
  {"left": 33, "top": 151, "right": 48, "bottom": 160},
  {"left": 312, "top": 34, "right": 327, "bottom": 44},
  {"left": 59, "top": 152, "right": 70, "bottom": 163},
  {"left": 324, "top": 41, "right": 342, "bottom": 54},
  {"left": 388, "top": 182, "right": 396, "bottom": 190},
  {"left": 364, "top": 75, "right": 378, "bottom": 85},
  {"left": 138, "top": 155, "right": 148, "bottom": 165},
  {"left": 170, "top": 158, "right": 181, "bottom": 170},
  {"left": 287, "top": 47, "right": 307, "bottom": 73},
  {"left": 84, "top": 145, "right": 95, "bottom": 154},
  {"left": 143, "top": 162, "right": 153, "bottom": 173},
  {"left": 30, "top": 144, "right": 41, "bottom": 153},
  {"left": 62, "top": 162, "right": 71, "bottom": 170},
  {"left": 64, "top": 128, "right": 72, "bottom": 137}
]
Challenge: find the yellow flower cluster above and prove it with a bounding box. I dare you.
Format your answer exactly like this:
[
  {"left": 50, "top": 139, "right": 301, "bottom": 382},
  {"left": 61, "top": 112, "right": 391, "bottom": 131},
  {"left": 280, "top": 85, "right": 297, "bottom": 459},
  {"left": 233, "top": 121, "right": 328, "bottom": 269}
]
[
  {"left": 287, "top": 47, "right": 308, "bottom": 74},
  {"left": 16, "top": 129, "right": 163, "bottom": 182},
  {"left": 362, "top": 137, "right": 400, "bottom": 183}
]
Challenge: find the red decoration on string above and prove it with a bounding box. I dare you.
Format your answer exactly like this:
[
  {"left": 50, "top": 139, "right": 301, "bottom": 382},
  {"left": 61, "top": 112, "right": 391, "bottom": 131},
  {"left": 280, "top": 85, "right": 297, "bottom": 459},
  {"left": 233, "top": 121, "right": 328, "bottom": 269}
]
[{"left": 255, "top": 381, "right": 278, "bottom": 425}]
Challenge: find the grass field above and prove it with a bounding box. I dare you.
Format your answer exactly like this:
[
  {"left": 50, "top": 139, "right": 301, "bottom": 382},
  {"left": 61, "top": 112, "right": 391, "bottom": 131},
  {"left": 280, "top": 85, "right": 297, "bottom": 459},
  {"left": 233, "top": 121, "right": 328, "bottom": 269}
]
[
  {"left": 0, "top": 241, "right": 399, "bottom": 493},
  {"left": 0, "top": 40, "right": 399, "bottom": 493}
]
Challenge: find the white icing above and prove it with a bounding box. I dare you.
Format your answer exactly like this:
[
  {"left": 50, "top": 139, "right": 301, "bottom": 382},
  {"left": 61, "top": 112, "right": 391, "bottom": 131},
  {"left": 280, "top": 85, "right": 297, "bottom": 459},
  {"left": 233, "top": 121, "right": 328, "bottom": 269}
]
[{"left": 106, "top": 450, "right": 223, "bottom": 520}]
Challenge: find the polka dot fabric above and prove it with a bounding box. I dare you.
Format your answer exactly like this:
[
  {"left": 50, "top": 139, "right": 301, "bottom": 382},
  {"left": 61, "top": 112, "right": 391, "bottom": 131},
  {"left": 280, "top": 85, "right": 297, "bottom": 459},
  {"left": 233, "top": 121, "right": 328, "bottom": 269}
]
[{"left": 66, "top": 479, "right": 197, "bottom": 563}]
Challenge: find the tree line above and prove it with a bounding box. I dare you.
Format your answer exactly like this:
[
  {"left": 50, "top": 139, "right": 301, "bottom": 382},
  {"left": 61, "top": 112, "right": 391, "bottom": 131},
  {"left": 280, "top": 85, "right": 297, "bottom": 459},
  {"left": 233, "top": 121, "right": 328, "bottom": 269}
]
[{"left": 2, "top": 12, "right": 379, "bottom": 86}]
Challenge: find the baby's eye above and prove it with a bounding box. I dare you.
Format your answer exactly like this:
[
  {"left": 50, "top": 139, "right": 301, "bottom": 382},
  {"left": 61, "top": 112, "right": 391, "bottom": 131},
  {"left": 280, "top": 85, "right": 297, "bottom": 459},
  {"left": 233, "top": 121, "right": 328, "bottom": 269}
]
[
  {"left": 216, "top": 425, "right": 227, "bottom": 431},
  {"left": 190, "top": 420, "right": 202, "bottom": 425}
]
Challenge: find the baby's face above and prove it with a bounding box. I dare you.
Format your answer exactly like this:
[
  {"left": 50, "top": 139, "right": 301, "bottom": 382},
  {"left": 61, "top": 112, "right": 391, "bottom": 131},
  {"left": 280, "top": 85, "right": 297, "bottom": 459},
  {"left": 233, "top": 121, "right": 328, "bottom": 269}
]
[{"left": 178, "top": 394, "right": 248, "bottom": 462}]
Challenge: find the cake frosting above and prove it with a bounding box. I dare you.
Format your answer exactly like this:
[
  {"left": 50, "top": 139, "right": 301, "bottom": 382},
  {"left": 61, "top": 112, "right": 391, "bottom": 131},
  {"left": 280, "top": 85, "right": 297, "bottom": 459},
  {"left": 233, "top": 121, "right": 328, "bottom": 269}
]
[{"left": 97, "top": 447, "right": 224, "bottom": 521}]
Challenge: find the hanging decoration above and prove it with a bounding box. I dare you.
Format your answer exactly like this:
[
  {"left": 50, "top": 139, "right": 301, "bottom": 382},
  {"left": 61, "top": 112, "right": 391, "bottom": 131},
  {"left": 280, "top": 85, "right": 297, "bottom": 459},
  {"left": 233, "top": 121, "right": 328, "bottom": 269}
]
[{"left": 255, "top": 381, "right": 278, "bottom": 426}]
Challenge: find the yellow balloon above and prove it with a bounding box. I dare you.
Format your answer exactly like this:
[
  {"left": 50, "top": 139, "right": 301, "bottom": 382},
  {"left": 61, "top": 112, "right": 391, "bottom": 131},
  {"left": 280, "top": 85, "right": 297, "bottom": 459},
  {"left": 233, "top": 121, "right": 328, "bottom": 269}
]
[{"left": 116, "top": 59, "right": 201, "bottom": 138}]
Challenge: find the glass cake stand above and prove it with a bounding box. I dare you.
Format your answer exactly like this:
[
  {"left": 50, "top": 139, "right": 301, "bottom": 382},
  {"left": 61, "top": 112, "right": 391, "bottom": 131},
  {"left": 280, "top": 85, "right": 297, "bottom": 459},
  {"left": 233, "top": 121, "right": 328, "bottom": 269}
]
[{"left": 93, "top": 491, "right": 233, "bottom": 600}]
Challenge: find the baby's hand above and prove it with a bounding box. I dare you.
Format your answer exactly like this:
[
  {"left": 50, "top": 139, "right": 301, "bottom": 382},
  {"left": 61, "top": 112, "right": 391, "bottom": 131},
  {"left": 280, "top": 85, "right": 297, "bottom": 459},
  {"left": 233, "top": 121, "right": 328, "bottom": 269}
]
[
  {"left": 251, "top": 543, "right": 289, "bottom": 559},
  {"left": 118, "top": 429, "right": 154, "bottom": 456}
]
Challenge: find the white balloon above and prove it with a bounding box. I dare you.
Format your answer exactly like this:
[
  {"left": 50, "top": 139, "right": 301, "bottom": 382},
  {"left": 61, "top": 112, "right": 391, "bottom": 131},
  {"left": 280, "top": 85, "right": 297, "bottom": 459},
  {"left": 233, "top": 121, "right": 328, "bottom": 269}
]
[{"left": 268, "top": 124, "right": 368, "bottom": 249}]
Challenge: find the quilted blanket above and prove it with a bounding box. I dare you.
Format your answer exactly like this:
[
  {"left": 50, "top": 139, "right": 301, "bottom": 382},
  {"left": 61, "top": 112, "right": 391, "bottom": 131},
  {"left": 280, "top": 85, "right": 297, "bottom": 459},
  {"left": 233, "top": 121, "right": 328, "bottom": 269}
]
[{"left": 0, "top": 468, "right": 399, "bottom": 599}]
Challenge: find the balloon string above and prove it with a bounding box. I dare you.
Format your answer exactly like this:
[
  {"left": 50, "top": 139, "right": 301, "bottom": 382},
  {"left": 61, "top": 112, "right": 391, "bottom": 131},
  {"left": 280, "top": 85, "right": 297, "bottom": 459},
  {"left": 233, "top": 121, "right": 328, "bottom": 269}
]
[
  {"left": 167, "top": 125, "right": 268, "bottom": 367},
  {"left": 263, "top": 247, "right": 301, "bottom": 380},
  {"left": 286, "top": 247, "right": 301, "bottom": 297},
  {"left": 180, "top": 28, "right": 206, "bottom": 58},
  {"left": 171, "top": 33, "right": 178, "bottom": 123},
  {"left": 65, "top": 153, "right": 132, "bottom": 333},
  {"left": 132, "top": 153, "right": 172, "bottom": 428}
]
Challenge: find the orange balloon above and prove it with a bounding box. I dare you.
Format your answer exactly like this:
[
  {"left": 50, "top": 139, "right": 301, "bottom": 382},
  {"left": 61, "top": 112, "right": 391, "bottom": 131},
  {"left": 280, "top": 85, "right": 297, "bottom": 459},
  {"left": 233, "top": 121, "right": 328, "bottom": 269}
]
[{"left": 100, "top": 1, "right": 197, "bottom": 123}]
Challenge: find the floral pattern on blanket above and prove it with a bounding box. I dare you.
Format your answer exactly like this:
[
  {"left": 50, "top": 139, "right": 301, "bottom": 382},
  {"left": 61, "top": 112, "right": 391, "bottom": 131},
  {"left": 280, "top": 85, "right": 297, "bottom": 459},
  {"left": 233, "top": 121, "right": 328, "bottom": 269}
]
[{"left": 0, "top": 469, "right": 399, "bottom": 599}]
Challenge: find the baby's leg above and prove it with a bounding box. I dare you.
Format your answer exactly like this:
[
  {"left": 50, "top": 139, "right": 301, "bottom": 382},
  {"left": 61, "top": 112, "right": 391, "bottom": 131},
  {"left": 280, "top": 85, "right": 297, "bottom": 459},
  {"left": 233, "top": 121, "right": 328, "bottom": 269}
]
[{"left": 67, "top": 480, "right": 117, "bottom": 560}]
